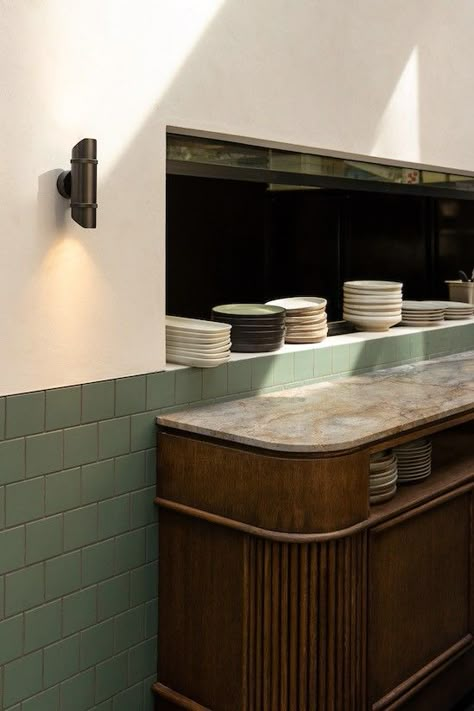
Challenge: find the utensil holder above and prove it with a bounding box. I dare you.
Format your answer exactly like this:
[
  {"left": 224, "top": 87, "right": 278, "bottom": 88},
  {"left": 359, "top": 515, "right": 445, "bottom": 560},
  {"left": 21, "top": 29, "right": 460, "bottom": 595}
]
[{"left": 445, "top": 280, "right": 474, "bottom": 305}]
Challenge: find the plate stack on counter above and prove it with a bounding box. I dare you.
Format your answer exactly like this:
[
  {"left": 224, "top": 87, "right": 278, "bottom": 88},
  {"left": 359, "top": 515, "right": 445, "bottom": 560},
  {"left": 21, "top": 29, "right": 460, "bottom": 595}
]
[
  {"left": 265, "top": 297, "right": 328, "bottom": 343},
  {"left": 343, "top": 281, "right": 403, "bottom": 332},
  {"left": 211, "top": 304, "right": 285, "bottom": 352},
  {"left": 393, "top": 439, "right": 432, "bottom": 483},
  {"left": 400, "top": 301, "right": 444, "bottom": 327},
  {"left": 433, "top": 301, "right": 474, "bottom": 320},
  {"left": 369, "top": 450, "right": 398, "bottom": 504},
  {"left": 166, "top": 316, "right": 231, "bottom": 367}
]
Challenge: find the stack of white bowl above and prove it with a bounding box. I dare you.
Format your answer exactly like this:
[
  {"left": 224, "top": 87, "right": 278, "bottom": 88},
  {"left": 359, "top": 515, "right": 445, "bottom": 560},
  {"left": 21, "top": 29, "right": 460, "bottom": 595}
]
[
  {"left": 266, "top": 297, "right": 328, "bottom": 343},
  {"left": 393, "top": 439, "right": 432, "bottom": 483},
  {"left": 166, "top": 316, "right": 231, "bottom": 368},
  {"left": 401, "top": 301, "right": 444, "bottom": 327},
  {"left": 369, "top": 451, "right": 398, "bottom": 504},
  {"left": 343, "top": 281, "right": 403, "bottom": 332}
]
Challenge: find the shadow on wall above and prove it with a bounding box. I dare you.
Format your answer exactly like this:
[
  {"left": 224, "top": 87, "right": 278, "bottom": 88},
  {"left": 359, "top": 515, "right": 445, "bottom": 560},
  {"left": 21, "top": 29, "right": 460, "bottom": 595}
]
[{"left": 94, "top": 0, "right": 454, "bottom": 387}]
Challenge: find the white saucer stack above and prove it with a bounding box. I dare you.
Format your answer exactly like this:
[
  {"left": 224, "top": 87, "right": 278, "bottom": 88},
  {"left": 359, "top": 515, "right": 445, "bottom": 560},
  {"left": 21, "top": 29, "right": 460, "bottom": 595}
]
[
  {"left": 343, "top": 281, "right": 402, "bottom": 332},
  {"left": 393, "top": 439, "right": 432, "bottom": 483},
  {"left": 369, "top": 451, "right": 398, "bottom": 504},
  {"left": 431, "top": 301, "right": 474, "bottom": 320},
  {"left": 166, "top": 316, "right": 231, "bottom": 368},
  {"left": 266, "top": 297, "right": 328, "bottom": 343},
  {"left": 401, "top": 301, "right": 444, "bottom": 327}
]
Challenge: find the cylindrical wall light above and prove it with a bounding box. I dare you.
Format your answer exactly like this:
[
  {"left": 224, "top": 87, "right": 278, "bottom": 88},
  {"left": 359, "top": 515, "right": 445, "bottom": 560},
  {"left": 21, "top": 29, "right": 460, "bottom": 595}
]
[{"left": 57, "top": 138, "right": 98, "bottom": 228}]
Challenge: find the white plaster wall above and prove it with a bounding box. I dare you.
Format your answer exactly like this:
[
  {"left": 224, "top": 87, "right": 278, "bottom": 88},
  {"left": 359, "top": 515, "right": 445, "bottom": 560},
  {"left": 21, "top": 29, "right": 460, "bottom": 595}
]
[{"left": 1, "top": 0, "right": 474, "bottom": 394}]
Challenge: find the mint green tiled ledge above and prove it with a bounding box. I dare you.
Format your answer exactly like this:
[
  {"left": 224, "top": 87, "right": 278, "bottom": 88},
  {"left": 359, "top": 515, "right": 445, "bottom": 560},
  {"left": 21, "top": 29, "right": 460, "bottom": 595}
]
[
  {"left": 162, "top": 321, "right": 474, "bottom": 409},
  {"left": 0, "top": 320, "right": 471, "bottom": 710}
]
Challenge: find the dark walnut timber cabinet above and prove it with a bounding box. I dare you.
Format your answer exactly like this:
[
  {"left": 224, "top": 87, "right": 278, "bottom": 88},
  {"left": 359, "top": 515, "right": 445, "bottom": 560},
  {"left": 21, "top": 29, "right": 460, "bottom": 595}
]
[{"left": 152, "top": 370, "right": 474, "bottom": 710}]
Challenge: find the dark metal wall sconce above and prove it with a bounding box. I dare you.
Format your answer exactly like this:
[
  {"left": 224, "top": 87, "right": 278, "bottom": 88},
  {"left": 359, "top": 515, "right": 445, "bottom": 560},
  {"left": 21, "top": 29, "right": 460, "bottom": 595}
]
[{"left": 57, "top": 138, "right": 98, "bottom": 228}]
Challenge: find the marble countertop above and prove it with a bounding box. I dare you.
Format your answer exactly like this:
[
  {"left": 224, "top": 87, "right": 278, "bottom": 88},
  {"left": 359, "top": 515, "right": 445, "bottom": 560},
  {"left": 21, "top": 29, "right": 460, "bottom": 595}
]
[{"left": 157, "top": 351, "right": 474, "bottom": 454}]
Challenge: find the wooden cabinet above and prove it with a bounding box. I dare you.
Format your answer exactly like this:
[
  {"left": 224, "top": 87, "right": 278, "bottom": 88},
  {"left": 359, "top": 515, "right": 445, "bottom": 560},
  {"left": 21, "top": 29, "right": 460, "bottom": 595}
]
[{"left": 153, "top": 423, "right": 474, "bottom": 710}]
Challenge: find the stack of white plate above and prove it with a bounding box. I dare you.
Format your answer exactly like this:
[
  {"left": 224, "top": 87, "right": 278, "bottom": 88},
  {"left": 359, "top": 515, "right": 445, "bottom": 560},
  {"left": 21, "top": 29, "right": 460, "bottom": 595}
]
[
  {"left": 429, "top": 300, "right": 474, "bottom": 320},
  {"left": 369, "top": 451, "right": 398, "bottom": 504},
  {"left": 343, "top": 281, "right": 403, "bottom": 332},
  {"left": 166, "top": 316, "right": 231, "bottom": 368},
  {"left": 266, "top": 297, "right": 328, "bottom": 343},
  {"left": 393, "top": 439, "right": 432, "bottom": 483},
  {"left": 401, "top": 301, "right": 445, "bottom": 327}
]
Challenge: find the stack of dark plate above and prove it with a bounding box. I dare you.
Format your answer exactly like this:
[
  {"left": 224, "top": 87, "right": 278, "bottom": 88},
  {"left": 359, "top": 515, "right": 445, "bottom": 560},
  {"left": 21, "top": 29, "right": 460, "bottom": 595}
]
[{"left": 211, "top": 304, "right": 285, "bottom": 352}]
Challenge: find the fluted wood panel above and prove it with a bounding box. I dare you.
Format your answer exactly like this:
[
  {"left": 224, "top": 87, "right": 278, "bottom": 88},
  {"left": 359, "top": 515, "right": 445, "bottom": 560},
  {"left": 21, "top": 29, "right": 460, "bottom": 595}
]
[{"left": 245, "top": 534, "right": 366, "bottom": 711}]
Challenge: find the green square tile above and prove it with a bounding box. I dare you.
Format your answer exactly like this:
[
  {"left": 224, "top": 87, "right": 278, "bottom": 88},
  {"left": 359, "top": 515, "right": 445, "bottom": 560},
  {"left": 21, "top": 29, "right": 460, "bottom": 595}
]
[
  {"left": 130, "top": 412, "right": 158, "bottom": 452},
  {"left": 63, "top": 586, "right": 97, "bottom": 637},
  {"left": 64, "top": 504, "right": 98, "bottom": 551},
  {"left": 227, "top": 361, "right": 252, "bottom": 395},
  {"left": 95, "top": 651, "right": 128, "bottom": 703},
  {"left": 332, "top": 344, "right": 351, "bottom": 374},
  {"left": 393, "top": 333, "right": 412, "bottom": 363},
  {"left": 3, "top": 650, "right": 43, "bottom": 707},
  {"left": 314, "top": 348, "right": 332, "bottom": 377},
  {"left": 45, "top": 467, "right": 81, "bottom": 515},
  {"left": 131, "top": 563, "right": 158, "bottom": 606},
  {"left": 145, "top": 448, "right": 156, "bottom": 485},
  {"left": 82, "top": 539, "right": 115, "bottom": 586},
  {"left": 81, "top": 459, "right": 115, "bottom": 504},
  {"left": 131, "top": 487, "right": 157, "bottom": 529},
  {"left": 273, "top": 353, "right": 295, "bottom": 385},
  {"left": 80, "top": 618, "right": 114, "bottom": 670},
  {"left": 0, "top": 397, "right": 4, "bottom": 439},
  {"left": 112, "top": 683, "right": 144, "bottom": 711},
  {"left": 6, "top": 391, "right": 44, "bottom": 438},
  {"left": 294, "top": 350, "right": 314, "bottom": 381},
  {"left": 26, "top": 430, "right": 62, "bottom": 477},
  {"left": 349, "top": 341, "right": 366, "bottom": 371},
  {"left": 26, "top": 515, "right": 63, "bottom": 564},
  {"left": 96, "top": 701, "right": 113, "bottom": 711},
  {"left": 82, "top": 380, "right": 115, "bottom": 423},
  {"left": 59, "top": 669, "right": 95, "bottom": 711},
  {"left": 115, "top": 529, "right": 146, "bottom": 575},
  {"left": 98, "top": 495, "right": 130, "bottom": 539},
  {"left": 99, "top": 417, "right": 130, "bottom": 459},
  {"left": 115, "top": 375, "right": 146, "bottom": 416},
  {"left": 0, "top": 486, "right": 4, "bottom": 529},
  {"left": 46, "top": 386, "right": 81, "bottom": 430},
  {"left": 98, "top": 572, "right": 129, "bottom": 621},
  {"left": 114, "top": 605, "right": 145, "bottom": 653},
  {"left": 0, "top": 614, "right": 23, "bottom": 664},
  {"left": 24, "top": 599, "right": 61, "bottom": 652},
  {"left": 143, "top": 674, "right": 156, "bottom": 711},
  {"left": 0, "top": 526, "right": 25, "bottom": 574},
  {"left": 5, "top": 563, "right": 44, "bottom": 616},
  {"left": 146, "top": 371, "right": 175, "bottom": 410},
  {"left": 64, "top": 424, "right": 98, "bottom": 468},
  {"left": 426, "top": 328, "right": 451, "bottom": 356},
  {"left": 175, "top": 368, "right": 202, "bottom": 405},
  {"left": 145, "top": 600, "right": 158, "bottom": 639},
  {"left": 129, "top": 637, "right": 157, "bottom": 684},
  {"left": 45, "top": 551, "right": 81, "bottom": 600},
  {"left": 146, "top": 523, "right": 158, "bottom": 563},
  {"left": 6, "top": 477, "right": 44, "bottom": 526},
  {"left": 0, "top": 438, "right": 25, "bottom": 485},
  {"left": 44, "top": 633, "right": 80, "bottom": 687},
  {"left": 22, "top": 686, "right": 60, "bottom": 711},
  {"left": 202, "top": 365, "right": 228, "bottom": 400},
  {"left": 251, "top": 356, "right": 274, "bottom": 391},
  {"left": 115, "top": 451, "right": 146, "bottom": 494}
]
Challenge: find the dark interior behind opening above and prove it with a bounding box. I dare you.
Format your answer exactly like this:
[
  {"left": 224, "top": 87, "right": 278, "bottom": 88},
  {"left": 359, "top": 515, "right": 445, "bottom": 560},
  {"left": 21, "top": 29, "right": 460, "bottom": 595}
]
[{"left": 166, "top": 174, "right": 474, "bottom": 322}]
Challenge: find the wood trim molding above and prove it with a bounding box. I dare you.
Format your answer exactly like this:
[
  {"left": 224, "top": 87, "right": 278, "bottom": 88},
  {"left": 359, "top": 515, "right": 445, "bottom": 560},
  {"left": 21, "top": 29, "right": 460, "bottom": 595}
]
[
  {"left": 372, "top": 635, "right": 473, "bottom": 710},
  {"left": 152, "top": 682, "right": 211, "bottom": 710},
  {"left": 154, "top": 496, "right": 369, "bottom": 542}
]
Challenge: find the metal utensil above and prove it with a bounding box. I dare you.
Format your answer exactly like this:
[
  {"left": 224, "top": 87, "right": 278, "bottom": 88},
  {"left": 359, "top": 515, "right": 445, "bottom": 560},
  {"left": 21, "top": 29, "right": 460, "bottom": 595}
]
[{"left": 458, "top": 270, "right": 469, "bottom": 282}]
